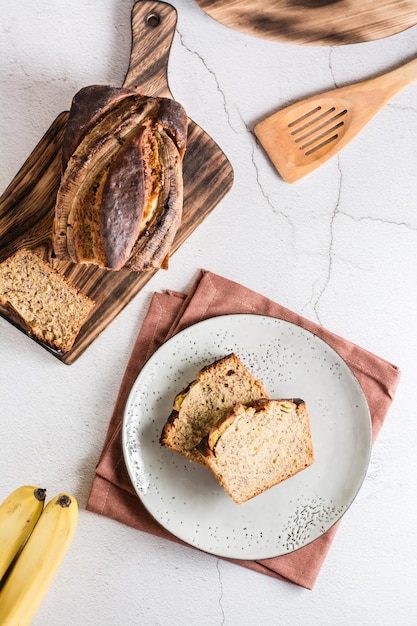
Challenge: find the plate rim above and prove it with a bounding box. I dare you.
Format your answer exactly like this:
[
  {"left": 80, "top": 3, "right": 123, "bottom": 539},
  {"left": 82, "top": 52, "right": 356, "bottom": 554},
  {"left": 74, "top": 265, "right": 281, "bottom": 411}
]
[{"left": 122, "top": 313, "right": 372, "bottom": 559}]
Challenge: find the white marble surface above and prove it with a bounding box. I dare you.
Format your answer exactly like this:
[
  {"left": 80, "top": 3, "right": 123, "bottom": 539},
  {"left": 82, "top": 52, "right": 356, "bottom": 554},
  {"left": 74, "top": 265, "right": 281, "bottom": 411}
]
[{"left": 1, "top": 1, "right": 417, "bottom": 624}]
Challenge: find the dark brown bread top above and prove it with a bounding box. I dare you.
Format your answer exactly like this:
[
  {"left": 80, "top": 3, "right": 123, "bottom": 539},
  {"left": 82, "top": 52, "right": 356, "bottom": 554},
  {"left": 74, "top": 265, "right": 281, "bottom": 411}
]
[
  {"left": 61, "top": 85, "right": 138, "bottom": 170},
  {"left": 53, "top": 85, "right": 188, "bottom": 271},
  {"left": 99, "top": 125, "right": 148, "bottom": 270},
  {"left": 125, "top": 126, "right": 183, "bottom": 271},
  {"left": 155, "top": 97, "right": 188, "bottom": 159}
]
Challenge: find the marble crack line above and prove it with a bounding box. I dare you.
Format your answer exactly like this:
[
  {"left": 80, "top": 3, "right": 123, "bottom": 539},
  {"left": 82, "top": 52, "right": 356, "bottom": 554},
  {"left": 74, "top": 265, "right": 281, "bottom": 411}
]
[
  {"left": 328, "top": 47, "right": 339, "bottom": 89},
  {"left": 177, "top": 27, "right": 295, "bottom": 238},
  {"left": 310, "top": 44, "right": 339, "bottom": 324},
  {"left": 386, "top": 102, "right": 417, "bottom": 114},
  {"left": 340, "top": 210, "right": 417, "bottom": 232},
  {"left": 238, "top": 110, "right": 295, "bottom": 234},
  {"left": 312, "top": 157, "right": 342, "bottom": 324},
  {"left": 251, "top": 141, "right": 295, "bottom": 234},
  {"left": 216, "top": 559, "right": 225, "bottom": 625},
  {"left": 237, "top": 106, "right": 295, "bottom": 236},
  {"left": 176, "top": 29, "right": 236, "bottom": 133}
]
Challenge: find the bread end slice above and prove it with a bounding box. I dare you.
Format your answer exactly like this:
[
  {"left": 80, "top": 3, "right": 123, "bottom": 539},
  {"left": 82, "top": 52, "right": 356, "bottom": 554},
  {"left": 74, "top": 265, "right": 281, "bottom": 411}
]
[{"left": 0, "top": 247, "right": 94, "bottom": 352}]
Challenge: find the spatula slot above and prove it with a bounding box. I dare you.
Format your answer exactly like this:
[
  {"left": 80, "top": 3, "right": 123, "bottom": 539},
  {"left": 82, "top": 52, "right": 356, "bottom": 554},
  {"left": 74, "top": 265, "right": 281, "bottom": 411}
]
[
  {"left": 297, "top": 112, "right": 346, "bottom": 143},
  {"left": 304, "top": 134, "right": 339, "bottom": 156},
  {"left": 289, "top": 106, "right": 335, "bottom": 134},
  {"left": 287, "top": 106, "right": 322, "bottom": 128},
  {"left": 288, "top": 107, "right": 348, "bottom": 156},
  {"left": 299, "top": 120, "right": 345, "bottom": 151},
  {"left": 290, "top": 107, "right": 347, "bottom": 138}
]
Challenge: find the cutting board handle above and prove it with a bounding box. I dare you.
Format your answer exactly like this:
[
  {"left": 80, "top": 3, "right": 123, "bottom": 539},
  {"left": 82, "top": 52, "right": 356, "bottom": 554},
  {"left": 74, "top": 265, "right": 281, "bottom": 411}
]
[{"left": 123, "top": 1, "right": 176, "bottom": 97}]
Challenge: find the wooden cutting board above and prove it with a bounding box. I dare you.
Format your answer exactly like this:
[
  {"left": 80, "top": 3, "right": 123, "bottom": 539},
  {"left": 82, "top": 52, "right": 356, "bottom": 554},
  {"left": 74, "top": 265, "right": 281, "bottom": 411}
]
[
  {"left": 195, "top": 0, "right": 417, "bottom": 46},
  {"left": 0, "top": 1, "right": 233, "bottom": 365}
]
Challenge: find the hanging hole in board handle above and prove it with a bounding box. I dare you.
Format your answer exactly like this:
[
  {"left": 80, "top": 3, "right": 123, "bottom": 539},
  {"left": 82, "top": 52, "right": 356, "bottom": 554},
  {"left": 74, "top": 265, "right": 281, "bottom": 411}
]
[{"left": 146, "top": 12, "right": 161, "bottom": 28}]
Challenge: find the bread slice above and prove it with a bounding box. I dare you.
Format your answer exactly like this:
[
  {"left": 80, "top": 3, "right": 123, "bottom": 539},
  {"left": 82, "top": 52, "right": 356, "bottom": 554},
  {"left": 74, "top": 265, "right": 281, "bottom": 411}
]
[
  {"left": 0, "top": 248, "right": 94, "bottom": 352},
  {"left": 196, "top": 399, "right": 314, "bottom": 504},
  {"left": 160, "top": 353, "right": 269, "bottom": 463}
]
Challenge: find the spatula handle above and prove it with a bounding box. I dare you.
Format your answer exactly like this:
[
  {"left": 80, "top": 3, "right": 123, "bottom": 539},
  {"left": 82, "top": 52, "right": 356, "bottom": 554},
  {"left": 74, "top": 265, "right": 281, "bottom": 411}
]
[
  {"left": 372, "top": 56, "right": 417, "bottom": 98},
  {"left": 122, "top": 1, "right": 176, "bottom": 97}
]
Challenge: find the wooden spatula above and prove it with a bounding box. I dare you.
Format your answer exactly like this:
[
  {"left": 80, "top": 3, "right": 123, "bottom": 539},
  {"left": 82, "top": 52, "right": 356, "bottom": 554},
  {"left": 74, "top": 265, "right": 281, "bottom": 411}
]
[{"left": 254, "top": 57, "right": 417, "bottom": 183}]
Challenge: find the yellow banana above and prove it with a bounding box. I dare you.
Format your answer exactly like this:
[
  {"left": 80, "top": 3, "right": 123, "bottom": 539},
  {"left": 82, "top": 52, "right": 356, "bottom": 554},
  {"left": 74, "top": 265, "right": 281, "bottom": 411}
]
[
  {"left": 0, "top": 493, "right": 78, "bottom": 626},
  {"left": 0, "top": 485, "right": 46, "bottom": 581}
]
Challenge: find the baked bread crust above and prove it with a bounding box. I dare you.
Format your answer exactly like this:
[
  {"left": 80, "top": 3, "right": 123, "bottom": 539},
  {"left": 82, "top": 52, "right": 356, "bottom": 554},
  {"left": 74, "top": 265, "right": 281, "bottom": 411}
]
[
  {"left": 99, "top": 125, "right": 148, "bottom": 269},
  {"left": 160, "top": 353, "right": 269, "bottom": 463},
  {"left": 53, "top": 85, "right": 187, "bottom": 271},
  {"left": 124, "top": 123, "right": 183, "bottom": 271},
  {"left": 61, "top": 85, "right": 138, "bottom": 170},
  {"left": 196, "top": 399, "right": 314, "bottom": 504}
]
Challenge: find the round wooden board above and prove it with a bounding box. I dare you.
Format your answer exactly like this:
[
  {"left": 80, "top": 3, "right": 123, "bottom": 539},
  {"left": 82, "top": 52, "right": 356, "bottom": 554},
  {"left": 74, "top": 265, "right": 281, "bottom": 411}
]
[{"left": 195, "top": 0, "right": 417, "bottom": 46}]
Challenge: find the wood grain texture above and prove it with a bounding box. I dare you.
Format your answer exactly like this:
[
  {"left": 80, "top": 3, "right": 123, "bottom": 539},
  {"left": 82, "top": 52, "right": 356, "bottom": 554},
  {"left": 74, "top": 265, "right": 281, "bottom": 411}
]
[
  {"left": 195, "top": 0, "right": 417, "bottom": 46},
  {"left": 255, "top": 56, "right": 417, "bottom": 182},
  {"left": 0, "top": 1, "right": 234, "bottom": 364}
]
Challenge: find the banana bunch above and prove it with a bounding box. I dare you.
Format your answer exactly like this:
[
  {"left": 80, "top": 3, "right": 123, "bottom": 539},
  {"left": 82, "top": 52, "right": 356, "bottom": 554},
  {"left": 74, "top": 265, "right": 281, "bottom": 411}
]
[{"left": 0, "top": 485, "right": 78, "bottom": 625}]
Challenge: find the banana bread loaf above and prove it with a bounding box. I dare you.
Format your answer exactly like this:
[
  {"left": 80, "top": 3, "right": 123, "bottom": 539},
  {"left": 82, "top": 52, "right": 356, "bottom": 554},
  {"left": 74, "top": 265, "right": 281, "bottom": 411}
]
[{"left": 53, "top": 85, "right": 187, "bottom": 272}]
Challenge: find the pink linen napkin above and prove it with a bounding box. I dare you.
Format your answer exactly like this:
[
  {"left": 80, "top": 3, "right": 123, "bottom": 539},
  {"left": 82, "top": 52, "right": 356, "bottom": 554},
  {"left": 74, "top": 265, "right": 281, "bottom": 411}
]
[{"left": 87, "top": 270, "right": 400, "bottom": 589}]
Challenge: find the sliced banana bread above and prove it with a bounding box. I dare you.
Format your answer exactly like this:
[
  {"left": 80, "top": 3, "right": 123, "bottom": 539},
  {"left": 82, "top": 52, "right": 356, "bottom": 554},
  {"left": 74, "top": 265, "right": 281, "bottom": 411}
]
[
  {"left": 0, "top": 248, "right": 94, "bottom": 352},
  {"left": 160, "top": 353, "right": 269, "bottom": 463},
  {"left": 196, "top": 398, "right": 314, "bottom": 504}
]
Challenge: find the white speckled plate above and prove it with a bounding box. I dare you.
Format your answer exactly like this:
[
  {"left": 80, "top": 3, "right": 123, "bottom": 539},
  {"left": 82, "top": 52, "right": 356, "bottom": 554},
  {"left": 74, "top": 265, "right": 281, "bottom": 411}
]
[{"left": 122, "top": 314, "right": 372, "bottom": 560}]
